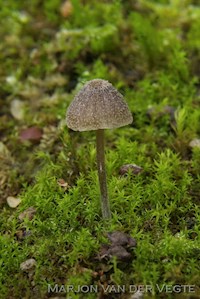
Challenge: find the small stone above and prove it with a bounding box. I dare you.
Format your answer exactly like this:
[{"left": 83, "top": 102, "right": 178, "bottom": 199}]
[
  {"left": 20, "top": 258, "right": 36, "bottom": 271},
  {"left": 10, "top": 99, "right": 25, "bottom": 120},
  {"left": 189, "top": 138, "right": 200, "bottom": 149},
  {"left": 7, "top": 196, "right": 21, "bottom": 208},
  {"left": 119, "top": 164, "right": 143, "bottom": 176}
]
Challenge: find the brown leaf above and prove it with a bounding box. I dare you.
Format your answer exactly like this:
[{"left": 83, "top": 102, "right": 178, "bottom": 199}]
[
  {"left": 107, "top": 231, "right": 129, "bottom": 246},
  {"left": 107, "top": 231, "right": 137, "bottom": 248},
  {"left": 98, "top": 231, "right": 136, "bottom": 262},
  {"left": 19, "top": 127, "right": 43, "bottom": 142},
  {"left": 119, "top": 164, "right": 143, "bottom": 176},
  {"left": 18, "top": 207, "right": 36, "bottom": 221},
  {"left": 108, "top": 245, "right": 131, "bottom": 261},
  {"left": 98, "top": 244, "right": 133, "bottom": 262}
]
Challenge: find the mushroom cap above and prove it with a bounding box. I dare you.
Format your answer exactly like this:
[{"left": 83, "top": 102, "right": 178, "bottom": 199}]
[{"left": 66, "top": 79, "right": 133, "bottom": 131}]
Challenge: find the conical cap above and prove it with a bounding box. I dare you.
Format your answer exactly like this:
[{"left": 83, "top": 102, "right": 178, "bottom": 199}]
[{"left": 66, "top": 79, "right": 133, "bottom": 131}]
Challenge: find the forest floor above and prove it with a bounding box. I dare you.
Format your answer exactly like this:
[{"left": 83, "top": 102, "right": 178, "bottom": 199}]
[{"left": 0, "top": 1, "right": 200, "bottom": 298}]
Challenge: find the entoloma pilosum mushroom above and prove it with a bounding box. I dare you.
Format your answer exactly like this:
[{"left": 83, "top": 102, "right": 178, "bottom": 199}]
[{"left": 66, "top": 79, "right": 133, "bottom": 219}]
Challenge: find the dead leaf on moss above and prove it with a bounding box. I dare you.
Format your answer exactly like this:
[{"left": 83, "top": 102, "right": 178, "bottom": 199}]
[
  {"left": 7, "top": 196, "right": 21, "bottom": 208},
  {"left": 107, "top": 231, "right": 137, "bottom": 248},
  {"left": 107, "top": 231, "right": 129, "bottom": 246},
  {"left": 18, "top": 207, "right": 36, "bottom": 221},
  {"left": 98, "top": 231, "right": 136, "bottom": 262},
  {"left": 119, "top": 164, "right": 143, "bottom": 176},
  {"left": 19, "top": 127, "right": 43, "bottom": 142},
  {"left": 98, "top": 244, "right": 131, "bottom": 261},
  {"left": 108, "top": 245, "right": 132, "bottom": 261}
]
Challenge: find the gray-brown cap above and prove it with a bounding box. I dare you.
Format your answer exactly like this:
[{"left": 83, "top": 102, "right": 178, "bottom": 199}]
[{"left": 66, "top": 79, "right": 133, "bottom": 131}]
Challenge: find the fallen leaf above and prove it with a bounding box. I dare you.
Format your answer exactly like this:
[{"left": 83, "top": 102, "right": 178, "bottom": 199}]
[
  {"left": 108, "top": 245, "right": 131, "bottom": 261},
  {"left": 18, "top": 207, "right": 36, "bottom": 221},
  {"left": 20, "top": 258, "right": 36, "bottom": 271},
  {"left": 98, "top": 231, "right": 136, "bottom": 262},
  {"left": 99, "top": 244, "right": 131, "bottom": 261},
  {"left": 107, "top": 231, "right": 137, "bottom": 248},
  {"left": 107, "top": 231, "right": 129, "bottom": 246},
  {"left": 119, "top": 164, "right": 143, "bottom": 176},
  {"left": 7, "top": 196, "right": 21, "bottom": 208},
  {"left": 19, "top": 127, "right": 43, "bottom": 142}
]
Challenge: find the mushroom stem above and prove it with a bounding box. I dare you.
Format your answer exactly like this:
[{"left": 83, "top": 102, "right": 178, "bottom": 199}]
[{"left": 96, "top": 129, "right": 111, "bottom": 219}]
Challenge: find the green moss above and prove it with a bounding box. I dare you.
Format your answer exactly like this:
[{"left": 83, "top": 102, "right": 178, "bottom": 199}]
[{"left": 0, "top": 0, "right": 200, "bottom": 298}]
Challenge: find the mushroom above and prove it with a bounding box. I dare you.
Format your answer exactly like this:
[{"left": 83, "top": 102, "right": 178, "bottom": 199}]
[{"left": 66, "top": 79, "right": 133, "bottom": 219}]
